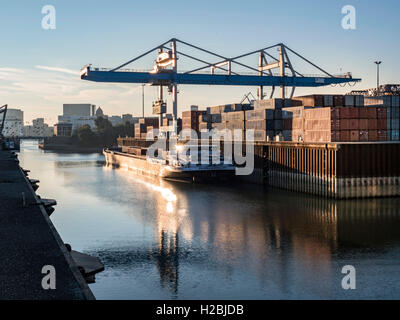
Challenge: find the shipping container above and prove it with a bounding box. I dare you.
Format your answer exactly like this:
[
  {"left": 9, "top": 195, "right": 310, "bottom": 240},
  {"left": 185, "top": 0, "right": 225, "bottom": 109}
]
[
  {"left": 349, "top": 119, "right": 359, "bottom": 130},
  {"left": 392, "top": 118, "right": 400, "bottom": 130},
  {"left": 333, "top": 95, "right": 344, "bottom": 107},
  {"left": 359, "top": 119, "right": 369, "bottom": 130},
  {"left": 323, "top": 95, "right": 334, "bottom": 107},
  {"left": 344, "top": 95, "right": 355, "bottom": 107},
  {"left": 368, "top": 130, "right": 378, "bottom": 141},
  {"left": 391, "top": 130, "right": 400, "bottom": 141},
  {"left": 392, "top": 96, "right": 400, "bottom": 107},
  {"left": 245, "top": 109, "right": 274, "bottom": 121},
  {"left": 377, "top": 130, "right": 387, "bottom": 141},
  {"left": 368, "top": 119, "right": 377, "bottom": 130},
  {"left": 350, "top": 130, "right": 359, "bottom": 142},
  {"left": 354, "top": 95, "right": 364, "bottom": 107},
  {"left": 359, "top": 130, "right": 368, "bottom": 142},
  {"left": 254, "top": 98, "right": 283, "bottom": 109},
  {"left": 292, "top": 95, "right": 324, "bottom": 107}
]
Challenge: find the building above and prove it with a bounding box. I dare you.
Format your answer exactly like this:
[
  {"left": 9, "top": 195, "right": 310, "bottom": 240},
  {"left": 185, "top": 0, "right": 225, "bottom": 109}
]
[
  {"left": 63, "top": 104, "right": 96, "bottom": 117},
  {"left": 109, "top": 115, "right": 123, "bottom": 126},
  {"left": 3, "top": 108, "right": 23, "bottom": 137},
  {"left": 23, "top": 118, "right": 54, "bottom": 137},
  {"left": 54, "top": 123, "right": 73, "bottom": 137},
  {"left": 57, "top": 104, "right": 97, "bottom": 132},
  {"left": 122, "top": 114, "right": 140, "bottom": 124},
  {"left": 95, "top": 107, "right": 104, "bottom": 117}
]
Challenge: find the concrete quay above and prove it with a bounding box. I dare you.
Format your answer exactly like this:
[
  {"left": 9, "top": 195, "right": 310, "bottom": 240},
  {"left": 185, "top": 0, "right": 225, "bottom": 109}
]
[{"left": 0, "top": 150, "right": 94, "bottom": 300}]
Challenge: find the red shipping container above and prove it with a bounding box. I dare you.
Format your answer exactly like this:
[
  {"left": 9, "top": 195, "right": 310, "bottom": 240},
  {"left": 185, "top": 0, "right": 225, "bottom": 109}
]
[
  {"left": 340, "top": 131, "right": 350, "bottom": 141},
  {"left": 359, "top": 119, "right": 369, "bottom": 130},
  {"left": 367, "top": 107, "right": 377, "bottom": 119},
  {"left": 377, "top": 119, "right": 387, "bottom": 130},
  {"left": 378, "top": 130, "right": 387, "bottom": 141},
  {"left": 350, "top": 130, "right": 359, "bottom": 142},
  {"left": 368, "top": 119, "right": 377, "bottom": 130},
  {"left": 368, "top": 130, "right": 378, "bottom": 141},
  {"left": 331, "top": 107, "right": 340, "bottom": 119},
  {"left": 331, "top": 119, "right": 340, "bottom": 131},
  {"left": 339, "top": 107, "right": 351, "bottom": 119},
  {"left": 330, "top": 131, "right": 340, "bottom": 142},
  {"left": 349, "top": 119, "right": 359, "bottom": 130},
  {"left": 349, "top": 107, "right": 359, "bottom": 118},
  {"left": 359, "top": 107, "right": 369, "bottom": 118},
  {"left": 333, "top": 95, "right": 344, "bottom": 107},
  {"left": 359, "top": 130, "right": 368, "bottom": 141},
  {"left": 340, "top": 119, "right": 349, "bottom": 130},
  {"left": 377, "top": 107, "right": 387, "bottom": 119}
]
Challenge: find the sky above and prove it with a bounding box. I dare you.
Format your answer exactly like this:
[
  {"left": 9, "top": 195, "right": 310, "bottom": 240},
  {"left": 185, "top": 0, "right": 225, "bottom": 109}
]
[{"left": 0, "top": 0, "right": 399, "bottom": 125}]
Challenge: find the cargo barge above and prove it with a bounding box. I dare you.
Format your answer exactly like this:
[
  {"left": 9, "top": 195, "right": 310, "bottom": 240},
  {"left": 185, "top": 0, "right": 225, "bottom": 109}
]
[{"left": 104, "top": 147, "right": 236, "bottom": 182}]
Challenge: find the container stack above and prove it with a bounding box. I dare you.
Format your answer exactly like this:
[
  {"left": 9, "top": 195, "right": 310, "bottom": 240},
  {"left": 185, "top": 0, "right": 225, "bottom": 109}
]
[
  {"left": 282, "top": 106, "right": 305, "bottom": 142},
  {"left": 182, "top": 110, "right": 206, "bottom": 134},
  {"left": 302, "top": 106, "right": 388, "bottom": 143},
  {"left": 134, "top": 117, "right": 159, "bottom": 139}
]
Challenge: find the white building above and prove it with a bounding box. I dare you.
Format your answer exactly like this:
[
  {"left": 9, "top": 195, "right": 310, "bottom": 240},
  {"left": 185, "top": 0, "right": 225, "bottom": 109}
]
[
  {"left": 3, "top": 108, "right": 24, "bottom": 137},
  {"left": 23, "top": 118, "right": 54, "bottom": 137},
  {"left": 58, "top": 104, "right": 97, "bottom": 132}
]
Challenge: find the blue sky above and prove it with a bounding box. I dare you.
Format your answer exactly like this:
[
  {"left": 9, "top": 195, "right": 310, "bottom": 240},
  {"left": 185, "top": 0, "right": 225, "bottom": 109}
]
[{"left": 0, "top": 0, "right": 399, "bottom": 124}]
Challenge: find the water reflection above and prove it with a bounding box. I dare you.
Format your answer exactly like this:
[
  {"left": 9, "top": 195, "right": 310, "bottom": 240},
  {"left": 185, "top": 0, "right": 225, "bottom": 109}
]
[{"left": 17, "top": 140, "right": 400, "bottom": 299}]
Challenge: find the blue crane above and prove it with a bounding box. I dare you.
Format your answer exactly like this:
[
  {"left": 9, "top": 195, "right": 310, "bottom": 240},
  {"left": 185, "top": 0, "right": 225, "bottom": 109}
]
[{"left": 80, "top": 38, "right": 361, "bottom": 120}]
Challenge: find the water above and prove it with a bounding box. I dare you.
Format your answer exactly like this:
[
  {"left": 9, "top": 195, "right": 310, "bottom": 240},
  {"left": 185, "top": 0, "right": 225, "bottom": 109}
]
[{"left": 18, "top": 140, "right": 400, "bottom": 299}]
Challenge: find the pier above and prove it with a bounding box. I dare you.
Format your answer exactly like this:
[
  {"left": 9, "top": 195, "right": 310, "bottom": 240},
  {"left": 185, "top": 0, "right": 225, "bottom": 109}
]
[{"left": 0, "top": 150, "right": 94, "bottom": 300}]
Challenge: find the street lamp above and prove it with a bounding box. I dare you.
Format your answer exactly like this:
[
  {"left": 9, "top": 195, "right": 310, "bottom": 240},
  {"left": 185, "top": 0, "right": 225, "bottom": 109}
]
[{"left": 374, "top": 61, "right": 382, "bottom": 96}]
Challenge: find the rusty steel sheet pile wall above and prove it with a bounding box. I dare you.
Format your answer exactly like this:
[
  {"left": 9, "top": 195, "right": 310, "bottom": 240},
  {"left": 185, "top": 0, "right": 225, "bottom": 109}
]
[{"left": 266, "top": 142, "right": 400, "bottom": 199}]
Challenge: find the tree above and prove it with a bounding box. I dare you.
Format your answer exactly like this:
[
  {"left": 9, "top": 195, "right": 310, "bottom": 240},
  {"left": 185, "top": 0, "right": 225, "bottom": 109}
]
[{"left": 77, "top": 125, "right": 96, "bottom": 146}]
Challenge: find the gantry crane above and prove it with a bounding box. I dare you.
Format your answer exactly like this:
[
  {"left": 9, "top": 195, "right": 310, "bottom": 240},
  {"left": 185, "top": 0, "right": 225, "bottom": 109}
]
[{"left": 80, "top": 38, "right": 361, "bottom": 121}]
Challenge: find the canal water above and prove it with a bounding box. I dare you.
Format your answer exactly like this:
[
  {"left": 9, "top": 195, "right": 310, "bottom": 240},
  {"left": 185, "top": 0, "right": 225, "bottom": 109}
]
[{"left": 18, "top": 140, "right": 400, "bottom": 299}]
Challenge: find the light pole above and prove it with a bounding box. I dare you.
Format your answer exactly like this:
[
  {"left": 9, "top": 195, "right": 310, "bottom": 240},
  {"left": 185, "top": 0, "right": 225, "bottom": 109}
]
[
  {"left": 374, "top": 61, "right": 382, "bottom": 96},
  {"left": 141, "top": 84, "right": 145, "bottom": 118}
]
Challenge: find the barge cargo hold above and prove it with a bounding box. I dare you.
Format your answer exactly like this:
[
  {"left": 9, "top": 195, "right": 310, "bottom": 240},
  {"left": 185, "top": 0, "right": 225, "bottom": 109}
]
[{"left": 103, "top": 148, "right": 235, "bottom": 182}]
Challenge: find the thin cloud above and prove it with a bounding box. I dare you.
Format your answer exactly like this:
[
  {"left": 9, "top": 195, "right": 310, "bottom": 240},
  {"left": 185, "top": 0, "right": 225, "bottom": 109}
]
[{"left": 35, "top": 65, "right": 79, "bottom": 76}]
